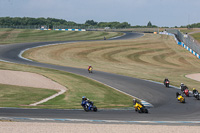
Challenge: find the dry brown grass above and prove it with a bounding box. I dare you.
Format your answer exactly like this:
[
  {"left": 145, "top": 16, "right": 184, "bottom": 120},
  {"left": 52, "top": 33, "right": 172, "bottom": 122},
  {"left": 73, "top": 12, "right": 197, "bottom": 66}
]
[{"left": 24, "top": 33, "right": 200, "bottom": 90}]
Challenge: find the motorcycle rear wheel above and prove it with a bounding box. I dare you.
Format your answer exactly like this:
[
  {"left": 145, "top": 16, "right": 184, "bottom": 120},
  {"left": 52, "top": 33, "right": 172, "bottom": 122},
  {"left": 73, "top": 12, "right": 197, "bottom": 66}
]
[
  {"left": 93, "top": 107, "right": 97, "bottom": 112},
  {"left": 144, "top": 109, "right": 148, "bottom": 113},
  {"left": 182, "top": 99, "right": 185, "bottom": 103},
  {"left": 197, "top": 95, "right": 199, "bottom": 100}
]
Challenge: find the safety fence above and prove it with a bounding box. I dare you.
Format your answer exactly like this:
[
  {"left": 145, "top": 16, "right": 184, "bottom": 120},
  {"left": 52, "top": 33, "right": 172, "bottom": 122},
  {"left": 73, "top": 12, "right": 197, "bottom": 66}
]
[{"left": 160, "top": 30, "right": 200, "bottom": 59}]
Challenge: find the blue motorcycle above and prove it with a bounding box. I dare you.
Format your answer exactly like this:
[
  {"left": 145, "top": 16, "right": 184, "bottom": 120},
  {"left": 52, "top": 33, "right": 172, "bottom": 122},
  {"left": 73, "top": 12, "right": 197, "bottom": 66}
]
[{"left": 81, "top": 99, "right": 97, "bottom": 112}]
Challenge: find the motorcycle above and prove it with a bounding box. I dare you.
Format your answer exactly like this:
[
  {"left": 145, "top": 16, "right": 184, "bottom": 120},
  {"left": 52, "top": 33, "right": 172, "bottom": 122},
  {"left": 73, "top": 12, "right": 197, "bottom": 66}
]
[
  {"left": 164, "top": 81, "right": 170, "bottom": 87},
  {"left": 88, "top": 67, "right": 93, "bottom": 73},
  {"left": 176, "top": 92, "right": 185, "bottom": 103},
  {"left": 193, "top": 91, "right": 200, "bottom": 100},
  {"left": 83, "top": 100, "right": 97, "bottom": 112},
  {"left": 183, "top": 89, "right": 189, "bottom": 97},
  {"left": 134, "top": 102, "right": 148, "bottom": 113}
]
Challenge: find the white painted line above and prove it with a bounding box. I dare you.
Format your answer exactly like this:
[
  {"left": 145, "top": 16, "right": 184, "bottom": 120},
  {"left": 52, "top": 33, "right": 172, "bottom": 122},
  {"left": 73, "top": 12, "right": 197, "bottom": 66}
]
[
  {"left": 18, "top": 42, "right": 74, "bottom": 62},
  {"left": 81, "top": 76, "right": 154, "bottom": 108},
  {"left": 29, "top": 89, "right": 66, "bottom": 106},
  {"left": 18, "top": 41, "right": 154, "bottom": 108},
  {"left": 0, "top": 59, "right": 14, "bottom": 63}
]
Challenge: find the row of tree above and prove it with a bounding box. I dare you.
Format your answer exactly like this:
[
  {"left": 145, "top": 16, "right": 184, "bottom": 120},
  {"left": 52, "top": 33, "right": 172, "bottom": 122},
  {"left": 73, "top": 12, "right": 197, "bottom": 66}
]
[
  {"left": 0, "top": 17, "right": 76, "bottom": 27},
  {"left": 85, "top": 20, "right": 131, "bottom": 28},
  {"left": 179, "top": 23, "right": 200, "bottom": 28},
  {"left": 0, "top": 17, "right": 157, "bottom": 29}
]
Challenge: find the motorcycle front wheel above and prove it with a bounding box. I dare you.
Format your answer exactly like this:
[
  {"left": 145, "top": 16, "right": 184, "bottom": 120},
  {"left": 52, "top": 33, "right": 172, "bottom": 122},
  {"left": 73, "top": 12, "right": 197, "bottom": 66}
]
[{"left": 84, "top": 106, "right": 89, "bottom": 112}]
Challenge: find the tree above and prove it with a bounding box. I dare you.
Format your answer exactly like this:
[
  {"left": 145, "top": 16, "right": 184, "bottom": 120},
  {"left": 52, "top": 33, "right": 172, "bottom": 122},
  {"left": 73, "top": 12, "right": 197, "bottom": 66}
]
[
  {"left": 147, "top": 21, "right": 152, "bottom": 27},
  {"left": 85, "top": 20, "right": 98, "bottom": 26}
]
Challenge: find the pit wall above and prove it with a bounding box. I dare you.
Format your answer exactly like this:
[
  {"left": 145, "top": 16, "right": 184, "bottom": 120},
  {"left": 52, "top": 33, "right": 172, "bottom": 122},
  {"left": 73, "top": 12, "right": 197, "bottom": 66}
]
[
  {"left": 40, "top": 29, "right": 86, "bottom": 31},
  {"left": 159, "top": 32, "right": 200, "bottom": 59}
]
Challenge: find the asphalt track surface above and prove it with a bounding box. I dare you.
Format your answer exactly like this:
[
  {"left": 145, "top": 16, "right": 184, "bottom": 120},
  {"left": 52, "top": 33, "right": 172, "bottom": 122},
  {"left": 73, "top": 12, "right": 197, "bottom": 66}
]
[{"left": 0, "top": 32, "right": 200, "bottom": 123}]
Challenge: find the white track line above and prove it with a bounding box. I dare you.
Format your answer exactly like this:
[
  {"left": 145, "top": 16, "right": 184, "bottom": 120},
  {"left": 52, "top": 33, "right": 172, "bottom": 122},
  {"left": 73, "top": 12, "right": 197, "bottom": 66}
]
[
  {"left": 29, "top": 90, "right": 66, "bottom": 106},
  {"left": 18, "top": 41, "right": 154, "bottom": 107}
]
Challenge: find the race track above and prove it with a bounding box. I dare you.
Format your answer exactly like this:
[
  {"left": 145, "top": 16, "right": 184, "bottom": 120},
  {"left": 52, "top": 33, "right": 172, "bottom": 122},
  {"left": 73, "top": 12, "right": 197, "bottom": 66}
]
[{"left": 0, "top": 32, "right": 200, "bottom": 123}]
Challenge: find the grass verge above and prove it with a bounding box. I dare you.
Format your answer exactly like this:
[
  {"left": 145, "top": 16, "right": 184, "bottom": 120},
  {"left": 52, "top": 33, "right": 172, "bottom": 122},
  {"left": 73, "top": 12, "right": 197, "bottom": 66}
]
[
  {"left": 24, "top": 33, "right": 200, "bottom": 91},
  {"left": 0, "top": 84, "right": 57, "bottom": 107},
  {"left": 0, "top": 28, "right": 123, "bottom": 44},
  {"left": 0, "top": 62, "right": 133, "bottom": 109}
]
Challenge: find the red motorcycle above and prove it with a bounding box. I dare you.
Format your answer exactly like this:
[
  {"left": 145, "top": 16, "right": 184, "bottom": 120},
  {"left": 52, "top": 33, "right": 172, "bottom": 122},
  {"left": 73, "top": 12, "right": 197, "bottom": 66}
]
[
  {"left": 184, "top": 89, "right": 189, "bottom": 97},
  {"left": 164, "top": 81, "right": 170, "bottom": 88}
]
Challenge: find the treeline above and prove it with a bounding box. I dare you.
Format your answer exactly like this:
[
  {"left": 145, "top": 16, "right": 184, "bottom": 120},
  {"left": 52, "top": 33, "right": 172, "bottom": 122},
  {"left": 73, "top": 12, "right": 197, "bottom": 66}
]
[
  {"left": 85, "top": 20, "right": 131, "bottom": 28},
  {"left": 0, "top": 17, "right": 158, "bottom": 29},
  {"left": 179, "top": 23, "right": 200, "bottom": 28},
  {"left": 0, "top": 17, "right": 77, "bottom": 28}
]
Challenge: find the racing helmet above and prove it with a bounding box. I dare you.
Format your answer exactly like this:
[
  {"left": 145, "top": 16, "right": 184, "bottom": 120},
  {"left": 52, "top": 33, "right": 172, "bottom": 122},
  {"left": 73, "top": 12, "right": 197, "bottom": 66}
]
[
  {"left": 82, "top": 96, "right": 86, "bottom": 100},
  {"left": 133, "top": 99, "right": 136, "bottom": 104},
  {"left": 193, "top": 88, "right": 196, "bottom": 90}
]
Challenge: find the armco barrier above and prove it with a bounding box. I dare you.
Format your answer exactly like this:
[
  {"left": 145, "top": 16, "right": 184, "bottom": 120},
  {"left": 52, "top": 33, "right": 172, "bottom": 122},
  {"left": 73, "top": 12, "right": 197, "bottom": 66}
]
[
  {"left": 54, "top": 29, "right": 86, "bottom": 31},
  {"left": 160, "top": 32, "right": 200, "bottom": 59}
]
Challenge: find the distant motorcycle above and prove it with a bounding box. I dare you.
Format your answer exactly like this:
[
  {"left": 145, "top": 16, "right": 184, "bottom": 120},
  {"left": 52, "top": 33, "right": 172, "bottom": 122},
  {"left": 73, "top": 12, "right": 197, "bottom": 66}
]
[
  {"left": 163, "top": 78, "right": 170, "bottom": 88},
  {"left": 183, "top": 89, "right": 189, "bottom": 97},
  {"left": 176, "top": 92, "right": 185, "bottom": 103},
  {"left": 180, "top": 84, "right": 189, "bottom": 97},
  {"left": 193, "top": 91, "right": 200, "bottom": 100},
  {"left": 164, "top": 81, "right": 170, "bottom": 88},
  {"left": 178, "top": 95, "right": 185, "bottom": 103},
  {"left": 88, "top": 67, "right": 93, "bottom": 73}
]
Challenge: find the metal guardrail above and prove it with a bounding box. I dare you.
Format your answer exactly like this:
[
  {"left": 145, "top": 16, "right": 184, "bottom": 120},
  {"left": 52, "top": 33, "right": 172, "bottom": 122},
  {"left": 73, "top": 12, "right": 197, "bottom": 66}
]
[
  {"left": 167, "top": 29, "right": 200, "bottom": 55},
  {"left": 88, "top": 28, "right": 159, "bottom": 33}
]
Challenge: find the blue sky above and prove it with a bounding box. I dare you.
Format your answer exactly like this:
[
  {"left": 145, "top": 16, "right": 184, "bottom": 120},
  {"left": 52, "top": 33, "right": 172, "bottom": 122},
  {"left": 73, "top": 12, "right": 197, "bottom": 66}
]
[{"left": 0, "top": 0, "right": 199, "bottom": 27}]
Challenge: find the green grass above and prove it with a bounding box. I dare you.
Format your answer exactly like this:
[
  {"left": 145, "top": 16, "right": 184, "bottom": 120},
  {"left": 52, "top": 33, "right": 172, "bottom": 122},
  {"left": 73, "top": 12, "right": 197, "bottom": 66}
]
[
  {"left": 0, "top": 62, "right": 133, "bottom": 109},
  {"left": 191, "top": 32, "right": 200, "bottom": 43},
  {"left": 0, "top": 28, "right": 123, "bottom": 44},
  {"left": 0, "top": 84, "right": 57, "bottom": 107},
  {"left": 24, "top": 33, "right": 200, "bottom": 92},
  {"left": 179, "top": 28, "right": 200, "bottom": 43},
  {"left": 0, "top": 29, "right": 132, "bottom": 109}
]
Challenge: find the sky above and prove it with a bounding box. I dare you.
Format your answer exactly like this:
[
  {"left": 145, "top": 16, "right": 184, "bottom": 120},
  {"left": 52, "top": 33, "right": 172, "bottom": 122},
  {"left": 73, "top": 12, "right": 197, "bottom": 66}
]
[{"left": 0, "top": 0, "right": 199, "bottom": 27}]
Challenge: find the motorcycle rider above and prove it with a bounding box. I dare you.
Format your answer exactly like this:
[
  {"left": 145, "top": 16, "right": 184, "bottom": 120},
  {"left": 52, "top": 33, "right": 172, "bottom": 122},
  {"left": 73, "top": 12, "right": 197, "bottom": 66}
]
[
  {"left": 133, "top": 99, "right": 144, "bottom": 107},
  {"left": 88, "top": 65, "right": 93, "bottom": 72},
  {"left": 133, "top": 99, "right": 137, "bottom": 105},
  {"left": 176, "top": 92, "right": 181, "bottom": 98},
  {"left": 163, "top": 78, "right": 169, "bottom": 85},
  {"left": 81, "top": 96, "right": 88, "bottom": 107},
  {"left": 180, "top": 83, "right": 188, "bottom": 92},
  {"left": 193, "top": 88, "right": 198, "bottom": 94}
]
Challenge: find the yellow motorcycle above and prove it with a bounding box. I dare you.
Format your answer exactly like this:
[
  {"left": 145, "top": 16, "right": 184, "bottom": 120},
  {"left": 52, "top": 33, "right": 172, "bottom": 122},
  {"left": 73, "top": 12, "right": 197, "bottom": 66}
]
[
  {"left": 88, "top": 67, "right": 93, "bottom": 73},
  {"left": 134, "top": 102, "right": 148, "bottom": 113},
  {"left": 176, "top": 92, "right": 185, "bottom": 103}
]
